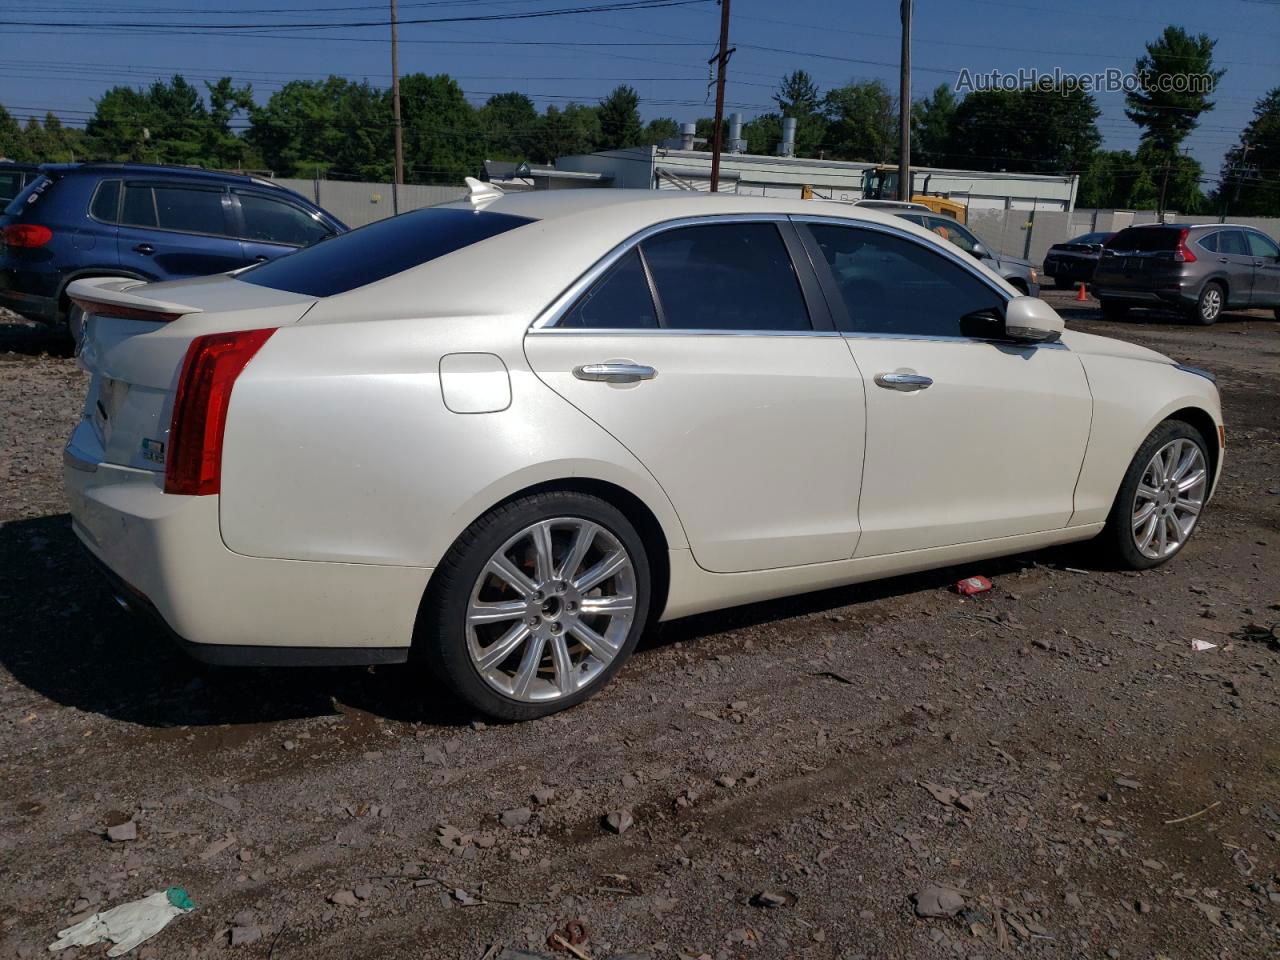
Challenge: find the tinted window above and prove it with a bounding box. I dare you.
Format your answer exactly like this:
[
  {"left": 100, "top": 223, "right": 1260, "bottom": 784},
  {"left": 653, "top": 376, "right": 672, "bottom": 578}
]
[
  {"left": 237, "top": 192, "right": 330, "bottom": 246},
  {"left": 808, "top": 224, "right": 1002, "bottom": 337},
  {"left": 925, "top": 216, "right": 980, "bottom": 254},
  {"left": 1246, "top": 231, "right": 1280, "bottom": 258},
  {"left": 639, "top": 223, "right": 810, "bottom": 331},
  {"left": 91, "top": 180, "right": 120, "bottom": 222},
  {"left": 1106, "top": 227, "right": 1181, "bottom": 252},
  {"left": 1219, "top": 230, "right": 1248, "bottom": 255},
  {"left": 559, "top": 249, "right": 657, "bottom": 329},
  {"left": 1070, "top": 232, "right": 1112, "bottom": 245},
  {"left": 121, "top": 185, "right": 157, "bottom": 227},
  {"left": 1197, "top": 232, "right": 1219, "bottom": 253},
  {"left": 240, "top": 206, "right": 535, "bottom": 297},
  {"left": 153, "top": 186, "right": 227, "bottom": 235},
  {"left": 3, "top": 174, "right": 51, "bottom": 216},
  {"left": 0, "top": 171, "right": 23, "bottom": 204}
]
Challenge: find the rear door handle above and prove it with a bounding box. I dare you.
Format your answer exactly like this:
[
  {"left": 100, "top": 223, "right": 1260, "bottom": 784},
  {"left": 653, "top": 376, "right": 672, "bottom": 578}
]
[
  {"left": 573, "top": 362, "right": 657, "bottom": 383},
  {"left": 874, "top": 372, "right": 933, "bottom": 391},
  {"left": 253, "top": 255, "right": 269, "bottom": 262},
  {"left": 1253, "top": 259, "right": 1265, "bottom": 267},
  {"left": 133, "top": 243, "right": 155, "bottom": 255}
]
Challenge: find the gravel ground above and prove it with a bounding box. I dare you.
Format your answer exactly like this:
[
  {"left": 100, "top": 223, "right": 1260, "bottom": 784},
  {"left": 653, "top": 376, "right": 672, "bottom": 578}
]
[{"left": 1, "top": 294, "right": 1278, "bottom": 960}]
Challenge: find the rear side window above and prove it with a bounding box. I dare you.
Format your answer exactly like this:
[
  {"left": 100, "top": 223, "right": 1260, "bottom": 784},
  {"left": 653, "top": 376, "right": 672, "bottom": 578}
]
[
  {"left": 559, "top": 249, "right": 658, "bottom": 329},
  {"left": 121, "top": 185, "right": 158, "bottom": 227},
  {"left": 1218, "top": 230, "right": 1248, "bottom": 255},
  {"left": 237, "top": 191, "right": 331, "bottom": 246},
  {"left": 91, "top": 180, "right": 121, "bottom": 222},
  {"left": 1106, "top": 227, "right": 1180, "bottom": 252},
  {"left": 1246, "top": 232, "right": 1279, "bottom": 258},
  {"left": 239, "top": 206, "right": 536, "bottom": 297},
  {"left": 808, "top": 224, "right": 1001, "bottom": 337},
  {"left": 153, "top": 186, "right": 228, "bottom": 235},
  {"left": 1198, "top": 232, "right": 1219, "bottom": 253},
  {"left": 640, "top": 222, "right": 810, "bottom": 331}
]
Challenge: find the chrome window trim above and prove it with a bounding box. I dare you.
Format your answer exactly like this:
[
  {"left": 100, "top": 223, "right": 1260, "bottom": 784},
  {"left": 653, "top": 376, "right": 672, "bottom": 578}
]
[{"left": 529, "top": 213, "right": 813, "bottom": 334}]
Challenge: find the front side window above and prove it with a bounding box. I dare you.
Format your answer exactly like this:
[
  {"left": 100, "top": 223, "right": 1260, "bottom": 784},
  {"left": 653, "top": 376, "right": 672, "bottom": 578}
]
[
  {"left": 1246, "top": 231, "right": 1280, "bottom": 258},
  {"left": 808, "top": 224, "right": 1002, "bottom": 337},
  {"left": 237, "top": 191, "right": 331, "bottom": 246},
  {"left": 639, "top": 222, "right": 810, "bottom": 331},
  {"left": 559, "top": 249, "right": 658, "bottom": 329}
]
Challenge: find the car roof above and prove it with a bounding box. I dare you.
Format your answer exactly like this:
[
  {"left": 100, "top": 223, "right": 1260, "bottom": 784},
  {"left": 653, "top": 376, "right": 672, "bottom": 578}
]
[{"left": 41, "top": 162, "right": 286, "bottom": 189}]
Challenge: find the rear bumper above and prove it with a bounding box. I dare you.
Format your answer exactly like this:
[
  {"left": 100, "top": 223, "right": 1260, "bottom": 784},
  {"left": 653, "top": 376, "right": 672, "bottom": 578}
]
[
  {"left": 1091, "top": 284, "right": 1196, "bottom": 306},
  {"left": 0, "top": 285, "right": 58, "bottom": 323},
  {"left": 64, "top": 426, "right": 429, "bottom": 666}
]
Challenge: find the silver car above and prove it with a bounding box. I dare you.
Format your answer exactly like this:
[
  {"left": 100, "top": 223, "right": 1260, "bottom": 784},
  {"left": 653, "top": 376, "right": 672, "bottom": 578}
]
[
  {"left": 1093, "top": 223, "right": 1280, "bottom": 324},
  {"left": 888, "top": 209, "right": 1040, "bottom": 296}
]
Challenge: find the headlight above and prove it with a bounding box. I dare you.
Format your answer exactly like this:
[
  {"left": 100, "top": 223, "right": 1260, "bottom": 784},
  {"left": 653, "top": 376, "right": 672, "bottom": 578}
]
[{"left": 1029, "top": 267, "right": 1039, "bottom": 285}]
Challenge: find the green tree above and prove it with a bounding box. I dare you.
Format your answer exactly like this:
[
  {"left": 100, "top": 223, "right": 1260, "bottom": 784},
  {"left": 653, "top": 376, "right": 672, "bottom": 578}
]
[
  {"left": 479, "top": 92, "right": 538, "bottom": 160},
  {"left": 0, "top": 105, "right": 30, "bottom": 161},
  {"left": 204, "top": 77, "right": 255, "bottom": 169},
  {"left": 911, "top": 84, "right": 957, "bottom": 167},
  {"left": 643, "top": 116, "right": 678, "bottom": 146},
  {"left": 742, "top": 113, "right": 782, "bottom": 155},
  {"left": 598, "top": 85, "right": 643, "bottom": 150},
  {"left": 821, "top": 79, "right": 897, "bottom": 163},
  {"left": 398, "top": 73, "right": 484, "bottom": 183},
  {"left": 772, "top": 70, "right": 825, "bottom": 156},
  {"left": 248, "top": 76, "right": 387, "bottom": 178},
  {"left": 1216, "top": 86, "right": 1280, "bottom": 216},
  {"left": 945, "top": 84, "right": 1100, "bottom": 174},
  {"left": 1125, "top": 26, "right": 1224, "bottom": 155}
]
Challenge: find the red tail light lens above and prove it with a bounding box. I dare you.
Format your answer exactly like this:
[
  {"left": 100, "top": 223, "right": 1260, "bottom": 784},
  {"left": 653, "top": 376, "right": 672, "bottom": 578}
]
[
  {"left": 164, "top": 328, "right": 275, "bottom": 496},
  {"left": 3, "top": 224, "right": 53, "bottom": 248},
  {"left": 1174, "top": 228, "right": 1197, "bottom": 263}
]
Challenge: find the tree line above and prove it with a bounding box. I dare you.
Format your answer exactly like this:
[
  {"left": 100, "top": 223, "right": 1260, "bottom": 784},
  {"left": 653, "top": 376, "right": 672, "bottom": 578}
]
[{"left": 2, "top": 25, "right": 1276, "bottom": 215}]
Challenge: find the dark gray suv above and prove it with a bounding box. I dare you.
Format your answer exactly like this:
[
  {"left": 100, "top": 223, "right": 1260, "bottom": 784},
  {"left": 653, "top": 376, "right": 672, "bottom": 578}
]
[{"left": 1093, "top": 223, "right": 1280, "bottom": 324}]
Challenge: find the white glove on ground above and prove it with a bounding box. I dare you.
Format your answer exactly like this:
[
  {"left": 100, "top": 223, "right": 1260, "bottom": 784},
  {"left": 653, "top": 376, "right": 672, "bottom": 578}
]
[{"left": 49, "top": 887, "right": 194, "bottom": 957}]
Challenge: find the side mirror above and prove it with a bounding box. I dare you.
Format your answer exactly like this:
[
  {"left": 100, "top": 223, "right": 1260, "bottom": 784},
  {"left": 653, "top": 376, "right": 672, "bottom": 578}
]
[
  {"left": 1002, "top": 295, "right": 1064, "bottom": 343},
  {"left": 970, "top": 243, "right": 989, "bottom": 260}
]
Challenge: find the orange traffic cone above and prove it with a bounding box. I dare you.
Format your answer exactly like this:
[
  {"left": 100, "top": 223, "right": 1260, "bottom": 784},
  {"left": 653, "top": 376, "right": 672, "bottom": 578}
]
[{"left": 1075, "top": 282, "right": 1089, "bottom": 302}]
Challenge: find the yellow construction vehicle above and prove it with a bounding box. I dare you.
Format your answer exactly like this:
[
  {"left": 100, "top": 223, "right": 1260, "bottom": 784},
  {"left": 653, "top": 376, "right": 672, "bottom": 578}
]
[{"left": 859, "top": 165, "right": 968, "bottom": 223}]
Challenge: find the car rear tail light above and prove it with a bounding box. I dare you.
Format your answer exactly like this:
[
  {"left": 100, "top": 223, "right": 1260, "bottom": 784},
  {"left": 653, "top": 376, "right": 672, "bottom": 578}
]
[
  {"left": 164, "top": 328, "right": 275, "bottom": 496},
  {"left": 3, "top": 224, "right": 52, "bottom": 247},
  {"left": 1174, "top": 228, "right": 1197, "bottom": 263},
  {"left": 70, "top": 297, "right": 186, "bottom": 324}
]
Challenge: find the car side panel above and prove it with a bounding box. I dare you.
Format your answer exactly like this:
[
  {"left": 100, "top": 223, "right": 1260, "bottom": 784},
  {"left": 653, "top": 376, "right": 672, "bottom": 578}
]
[
  {"left": 1069, "top": 355, "right": 1223, "bottom": 527},
  {"left": 217, "top": 316, "right": 689, "bottom": 568}
]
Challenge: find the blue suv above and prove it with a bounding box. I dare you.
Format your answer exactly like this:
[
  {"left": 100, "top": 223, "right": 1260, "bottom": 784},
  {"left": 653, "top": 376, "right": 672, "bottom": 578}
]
[{"left": 0, "top": 163, "right": 346, "bottom": 335}]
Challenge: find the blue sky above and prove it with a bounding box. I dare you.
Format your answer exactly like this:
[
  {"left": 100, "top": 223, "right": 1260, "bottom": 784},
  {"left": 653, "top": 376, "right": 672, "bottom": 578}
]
[{"left": 1, "top": 0, "right": 1276, "bottom": 183}]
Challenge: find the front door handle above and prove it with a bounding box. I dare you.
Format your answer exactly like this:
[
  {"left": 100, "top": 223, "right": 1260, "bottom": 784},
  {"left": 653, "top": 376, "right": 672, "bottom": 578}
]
[
  {"left": 1253, "top": 259, "right": 1265, "bottom": 267},
  {"left": 874, "top": 372, "right": 933, "bottom": 391},
  {"left": 1218, "top": 257, "right": 1229, "bottom": 264},
  {"left": 573, "top": 362, "right": 657, "bottom": 383},
  {"left": 133, "top": 243, "right": 155, "bottom": 255}
]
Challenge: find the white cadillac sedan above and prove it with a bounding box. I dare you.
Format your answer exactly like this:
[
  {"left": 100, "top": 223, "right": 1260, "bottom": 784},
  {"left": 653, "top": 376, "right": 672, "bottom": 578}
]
[{"left": 64, "top": 187, "right": 1223, "bottom": 720}]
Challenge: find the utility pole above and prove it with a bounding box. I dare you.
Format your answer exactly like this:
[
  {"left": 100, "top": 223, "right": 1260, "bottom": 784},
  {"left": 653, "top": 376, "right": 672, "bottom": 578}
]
[
  {"left": 897, "top": 0, "right": 912, "bottom": 202},
  {"left": 1157, "top": 154, "right": 1171, "bottom": 222},
  {"left": 708, "top": 0, "right": 732, "bottom": 192},
  {"left": 390, "top": 0, "right": 404, "bottom": 215}
]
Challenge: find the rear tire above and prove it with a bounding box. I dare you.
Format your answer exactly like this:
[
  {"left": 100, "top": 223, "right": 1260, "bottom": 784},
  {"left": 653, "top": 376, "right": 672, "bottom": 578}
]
[
  {"left": 419, "top": 491, "right": 651, "bottom": 721},
  {"left": 1100, "top": 298, "right": 1129, "bottom": 320},
  {"left": 1097, "top": 421, "right": 1210, "bottom": 570},
  {"left": 1190, "top": 282, "right": 1224, "bottom": 325}
]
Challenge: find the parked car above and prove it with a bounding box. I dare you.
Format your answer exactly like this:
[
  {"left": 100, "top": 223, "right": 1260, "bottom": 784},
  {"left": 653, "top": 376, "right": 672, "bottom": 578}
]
[
  {"left": 886, "top": 206, "right": 1040, "bottom": 295},
  {"left": 1092, "top": 223, "right": 1280, "bottom": 324},
  {"left": 1042, "top": 231, "right": 1115, "bottom": 288},
  {"left": 0, "top": 161, "right": 41, "bottom": 205},
  {"left": 0, "top": 163, "right": 346, "bottom": 339},
  {"left": 65, "top": 189, "right": 1222, "bottom": 720}
]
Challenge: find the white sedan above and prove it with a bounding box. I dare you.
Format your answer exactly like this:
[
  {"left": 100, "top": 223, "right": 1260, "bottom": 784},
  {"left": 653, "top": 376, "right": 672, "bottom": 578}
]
[{"left": 64, "top": 187, "right": 1223, "bottom": 719}]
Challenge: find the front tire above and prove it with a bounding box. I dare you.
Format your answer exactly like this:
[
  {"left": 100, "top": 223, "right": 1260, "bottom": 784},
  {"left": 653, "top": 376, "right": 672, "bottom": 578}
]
[
  {"left": 420, "top": 492, "right": 651, "bottom": 721},
  {"left": 1100, "top": 298, "right": 1129, "bottom": 320},
  {"left": 1098, "top": 421, "right": 1210, "bottom": 570}
]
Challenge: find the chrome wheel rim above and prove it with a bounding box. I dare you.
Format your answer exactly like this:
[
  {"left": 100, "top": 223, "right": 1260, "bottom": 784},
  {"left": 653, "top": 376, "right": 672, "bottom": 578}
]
[
  {"left": 466, "top": 517, "right": 636, "bottom": 702},
  {"left": 1201, "top": 287, "right": 1221, "bottom": 321},
  {"left": 1131, "top": 438, "right": 1207, "bottom": 559}
]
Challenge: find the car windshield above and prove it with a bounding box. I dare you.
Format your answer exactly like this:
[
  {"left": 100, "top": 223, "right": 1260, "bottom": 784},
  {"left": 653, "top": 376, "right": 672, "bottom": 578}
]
[
  {"left": 1105, "top": 227, "right": 1180, "bottom": 252},
  {"left": 1069, "top": 232, "right": 1111, "bottom": 245},
  {"left": 238, "top": 206, "right": 537, "bottom": 297},
  {"left": 3, "top": 174, "right": 51, "bottom": 216}
]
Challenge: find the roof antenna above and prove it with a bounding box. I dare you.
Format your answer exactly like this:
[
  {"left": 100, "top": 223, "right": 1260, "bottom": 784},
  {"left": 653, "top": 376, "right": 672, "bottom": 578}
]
[{"left": 464, "top": 176, "right": 504, "bottom": 209}]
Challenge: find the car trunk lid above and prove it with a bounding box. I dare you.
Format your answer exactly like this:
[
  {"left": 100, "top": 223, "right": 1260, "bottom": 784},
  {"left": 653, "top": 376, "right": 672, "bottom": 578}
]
[{"left": 70, "top": 274, "right": 314, "bottom": 472}]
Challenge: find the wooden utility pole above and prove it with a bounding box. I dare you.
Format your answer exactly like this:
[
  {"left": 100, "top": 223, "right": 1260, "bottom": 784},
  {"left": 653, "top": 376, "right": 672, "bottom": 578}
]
[
  {"left": 897, "top": 0, "right": 912, "bottom": 202},
  {"left": 708, "top": 0, "right": 732, "bottom": 192},
  {"left": 391, "top": 0, "right": 404, "bottom": 214}
]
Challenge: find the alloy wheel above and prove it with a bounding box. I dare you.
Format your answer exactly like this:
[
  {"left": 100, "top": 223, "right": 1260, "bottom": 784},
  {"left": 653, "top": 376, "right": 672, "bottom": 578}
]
[
  {"left": 1200, "top": 287, "right": 1222, "bottom": 322},
  {"left": 465, "top": 517, "right": 636, "bottom": 702},
  {"left": 1131, "top": 437, "right": 1207, "bottom": 559}
]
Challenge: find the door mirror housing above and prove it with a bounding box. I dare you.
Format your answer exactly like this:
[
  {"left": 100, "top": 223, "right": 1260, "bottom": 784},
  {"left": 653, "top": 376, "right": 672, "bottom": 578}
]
[
  {"left": 970, "top": 242, "right": 989, "bottom": 260},
  {"left": 1002, "top": 295, "right": 1064, "bottom": 343},
  {"left": 960, "top": 297, "right": 1064, "bottom": 343}
]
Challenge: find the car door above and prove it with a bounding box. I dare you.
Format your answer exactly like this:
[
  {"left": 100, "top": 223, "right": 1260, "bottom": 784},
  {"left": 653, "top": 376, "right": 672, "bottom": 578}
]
[
  {"left": 524, "top": 217, "right": 866, "bottom": 574},
  {"left": 1244, "top": 230, "right": 1280, "bottom": 306},
  {"left": 116, "top": 181, "right": 245, "bottom": 279},
  {"left": 1214, "top": 229, "right": 1258, "bottom": 306},
  {"left": 231, "top": 189, "right": 335, "bottom": 264},
  {"left": 796, "top": 217, "right": 1092, "bottom": 557}
]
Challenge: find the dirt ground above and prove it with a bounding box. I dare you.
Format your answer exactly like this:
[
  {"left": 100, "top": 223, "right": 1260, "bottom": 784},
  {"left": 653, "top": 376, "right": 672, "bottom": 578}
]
[{"left": 1, "top": 291, "right": 1277, "bottom": 960}]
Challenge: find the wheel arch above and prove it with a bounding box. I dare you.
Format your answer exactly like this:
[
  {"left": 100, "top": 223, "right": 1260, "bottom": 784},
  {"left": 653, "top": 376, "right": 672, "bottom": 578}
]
[{"left": 1164, "top": 405, "right": 1221, "bottom": 496}]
